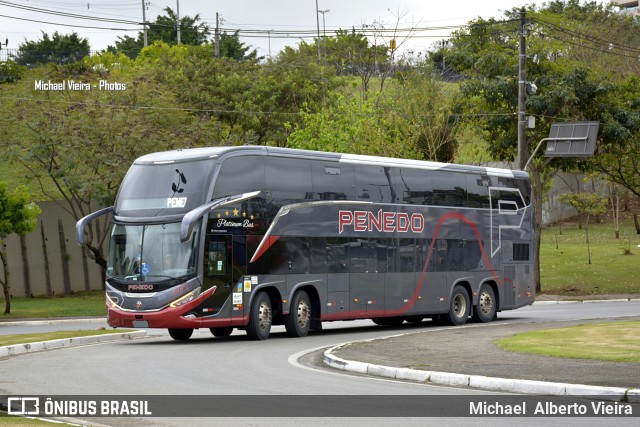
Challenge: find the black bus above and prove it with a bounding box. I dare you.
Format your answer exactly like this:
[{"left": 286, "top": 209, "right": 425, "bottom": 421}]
[{"left": 76, "top": 146, "right": 535, "bottom": 340}]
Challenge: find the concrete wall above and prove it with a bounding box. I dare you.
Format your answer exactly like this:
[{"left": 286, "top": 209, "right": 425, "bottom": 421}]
[{"left": 2, "top": 201, "right": 105, "bottom": 297}]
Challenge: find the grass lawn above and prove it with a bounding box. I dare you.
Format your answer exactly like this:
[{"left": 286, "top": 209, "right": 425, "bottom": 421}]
[
  {"left": 0, "top": 415, "right": 74, "bottom": 426},
  {"left": 0, "top": 329, "right": 131, "bottom": 347},
  {"left": 0, "top": 291, "right": 105, "bottom": 320},
  {"left": 540, "top": 217, "right": 640, "bottom": 295},
  {"left": 496, "top": 320, "right": 640, "bottom": 363}
]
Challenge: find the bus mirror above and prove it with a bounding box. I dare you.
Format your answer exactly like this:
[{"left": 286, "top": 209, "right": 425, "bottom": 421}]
[
  {"left": 75, "top": 206, "right": 114, "bottom": 246},
  {"left": 180, "top": 191, "right": 261, "bottom": 243}
]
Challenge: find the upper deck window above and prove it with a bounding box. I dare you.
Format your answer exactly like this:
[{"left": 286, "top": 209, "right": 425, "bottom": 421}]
[{"left": 115, "top": 160, "right": 212, "bottom": 217}]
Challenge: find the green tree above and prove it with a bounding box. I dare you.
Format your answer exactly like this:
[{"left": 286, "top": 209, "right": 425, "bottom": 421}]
[
  {"left": 558, "top": 192, "right": 608, "bottom": 264},
  {"left": 108, "top": 7, "right": 210, "bottom": 58},
  {"left": 219, "top": 31, "right": 258, "bottom": 60},
  {"left": 286, "top": 94, "right": 423, "bottom": 160},
  {"left": 445, "top": 2, "right": 640, "bottom": 292},
  {"left": 0, "top": 58, "right": 222, "bottom": 274},
  {"left": 0, "top": 183, "right": 41, "bottom": 314},
  {"left": 144, "top": 43, "right": 340, "bottom": 146},
  {"left": 14, "top": 31, "right": 89, "bottom": 66}
]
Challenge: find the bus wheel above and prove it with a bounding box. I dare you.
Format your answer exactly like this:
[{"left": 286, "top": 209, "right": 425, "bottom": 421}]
[
  {"left": 285, "top": 290, "right": 311, "bottom": 337},
  {"left": 372, "top": 317, "right": 404, "bottom": 326},
  {"left": 210, "top": 327, "right": 233, "bottom": 337},
  {"left": 247, "top": 291, "right": 272, "bottom": 340},
  {"left": 445, "top": 286, "right": 470, "bottom": 326},
  {"left": 473, "top": 284, "right": 496, "bottom": 323},
  {"left": 168, "top": 328, "right": 193, "bottom": 341}
]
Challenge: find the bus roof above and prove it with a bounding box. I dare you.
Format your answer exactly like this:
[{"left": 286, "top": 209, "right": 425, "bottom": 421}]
[{"left": 133, "top": 145, "right": 528, "bottom": 179}]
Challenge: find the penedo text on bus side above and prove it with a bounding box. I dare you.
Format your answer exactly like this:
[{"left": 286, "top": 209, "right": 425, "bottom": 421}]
[{"left": 76, "top": 146, "right": 535, "bottom": 341}]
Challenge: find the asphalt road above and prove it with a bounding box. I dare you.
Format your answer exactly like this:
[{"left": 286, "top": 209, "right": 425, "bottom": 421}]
[{"left": 1, "top": 301, "right": 638, "bottom": 427}]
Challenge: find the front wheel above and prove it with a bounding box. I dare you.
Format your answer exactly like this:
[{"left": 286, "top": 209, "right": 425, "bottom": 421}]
[
  {"left": 247, "top": 291, "right": 272, "bottom": 340},
  {"left": 285, "top": 290, "right": 311, "bottom": 337},
  {"left": 210, "top": 327, "right": 233, "bottom": 337},
  {"left": 472, "top": 284, "right": 496, "bottom": 323},
  {"left": 168, "top": 328, "right": 193, "bottom": 341},
  {"left": 444, "top": 286, "right": 470, "bottom": 326}
]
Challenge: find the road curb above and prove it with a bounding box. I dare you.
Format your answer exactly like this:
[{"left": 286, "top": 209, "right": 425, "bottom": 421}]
[
  {"left": 0, "top": 330, "right": 147, "bottom": 358},
  {"left": 0, "top": 318, "right": 106, "bottom": 327},
  {"left": 323, "top": 342, "right": 640, "bottom": 403},
  {"left": 534, "top": 298, "right": 640, "bottom": 305}
]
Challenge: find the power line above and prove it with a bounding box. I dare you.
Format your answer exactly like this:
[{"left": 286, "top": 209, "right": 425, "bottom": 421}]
[
  {"left": 0, "top": 13, "right": 138, "bottom": 31},
  {"left": 0, "top": 0, "right": 141, "bottom": 25},
  {"left": 535, "top": 17, "right": 640, "bottom": 55}
]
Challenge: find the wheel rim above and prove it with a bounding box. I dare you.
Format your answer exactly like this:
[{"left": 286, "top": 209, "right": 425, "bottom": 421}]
[
  {"left": 479, "top": 291, "right": 493, "bottom": 316},
  {"left": 296, "top": 299, "right": 310, "bottom": 328},
  {"left": 258, "top": 300, "right": 271, "bottom": 331},
  {"left": 453, "top": 293, "right": 466, "bottom": 318}
]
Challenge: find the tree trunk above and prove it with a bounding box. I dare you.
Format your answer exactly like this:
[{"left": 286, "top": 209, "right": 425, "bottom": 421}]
[
  {"left": 635, "top": 214, "right": 640, "bottom": 235},
  {"left": 0, "top": 248, "right": 10, "bottom": 314},
  {"left": 585, "top": 214, "right": 592, "bottom": 265}
]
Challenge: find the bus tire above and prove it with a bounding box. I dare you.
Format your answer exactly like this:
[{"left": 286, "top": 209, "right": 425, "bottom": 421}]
[
  {"left": 445, "top": 286, "right": 470, "bottom": 326},
  {"left": 472, "top": 284, "right": 496, "bottom": 323},
  {"left": 210, "top": 327, "right": 233, "bottom": 337},
  {"left": 247, "top": 291, "right": 272, "bottom": 340},
  {"left": 168, "top": 328, "right": 193, "bottom": 341},
  {"left": 285, "top": 290, "right": 311, "bottom": 337}
]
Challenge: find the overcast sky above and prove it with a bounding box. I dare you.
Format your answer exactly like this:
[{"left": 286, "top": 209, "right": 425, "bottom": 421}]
[{"left": 0, "top": 1, "right": 608, "bottom": 57}]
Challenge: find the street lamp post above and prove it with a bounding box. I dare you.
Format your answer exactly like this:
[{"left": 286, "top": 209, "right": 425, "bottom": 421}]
[
  {"left": 318, "top": 9, "right": 330, "bottom": 63},
  {"left": 315, "top": 0, "right": 321, "bottom": 63}
]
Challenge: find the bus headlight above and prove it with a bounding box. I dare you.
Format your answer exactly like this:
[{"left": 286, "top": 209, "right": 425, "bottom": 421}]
[
  {"left": 170, "top": 287, "right": 201, "bottom": 308},
  {"left": 106, "top": 293, "right": 120, "bottom": 309}
]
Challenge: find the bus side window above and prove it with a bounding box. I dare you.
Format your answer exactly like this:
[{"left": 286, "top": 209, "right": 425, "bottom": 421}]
[
  {"left": 310, "top": 161, "right": 356, "bottom": 201},
  {"left": 326, "top": 237, "right": 349, "bottom": 273},
  {"left": 467, "top": 175, "right": 491, "bottom": 209},
  {"left": 354, "top": 165, "right": 393, "bottom": 203},
  {"left": 394, "top": 168, "right": 433, "bottom": 205},
  {"left": 265, "top": 157, "right": 313, "bottom": 201},
  {"left": 214, "top": 155, "right": 265, "bottom": 196},
  {"left": 433, "top": 172, "right": 468, "bottom": 207}
]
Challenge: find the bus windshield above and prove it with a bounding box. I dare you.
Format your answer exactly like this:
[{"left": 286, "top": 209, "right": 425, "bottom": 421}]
[{"left": 107, "top": 222, "right": 200, "bottom": 282}]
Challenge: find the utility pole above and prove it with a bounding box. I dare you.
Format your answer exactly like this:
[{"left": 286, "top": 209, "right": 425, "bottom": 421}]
[
  {"left": 318, "top": 9, "right": 330, "bottom": 64},
  {"left": 215, "top": 12, "right": 220, "bottom": 57},
  {"left": 518, "top": 8, "right": 528, "bottom": 170},
  {"left": 141, "top": 1, "right": 148, "bottom": 47},
  {"left": 315, "top": 0, "right": 321, "bottom": 63},
  {"left": 176, "top": 0, "right": 181, "bottom": 45}
]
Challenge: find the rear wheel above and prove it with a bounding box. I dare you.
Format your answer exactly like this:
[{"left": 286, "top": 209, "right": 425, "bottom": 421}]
[
  {"left": 247, "top": 291, "right": 272, "bottom": 340},
  {"left": 210, "top": 327, "right": 233, "bottom": 337},
  {"left": 472, "top": 284, "right": 496, "bottom": 323},
  {"left": 445, "top": 286, "right": 470, "bottom": 326},
  {"left": 284, "top": 290, "right": 311, "bottom": 337},
  {"left": 168, "top": 328, "right": 193, "bottom": 341}
]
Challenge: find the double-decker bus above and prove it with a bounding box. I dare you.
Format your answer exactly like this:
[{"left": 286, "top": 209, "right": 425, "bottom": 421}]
[{"left": 76, "top": 146, "right": 535, "bottom": 341}]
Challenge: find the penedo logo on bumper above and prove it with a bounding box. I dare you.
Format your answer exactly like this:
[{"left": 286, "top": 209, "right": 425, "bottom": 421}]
[{"left": 339, "top": 210, "right": 424, "bottom": 234}]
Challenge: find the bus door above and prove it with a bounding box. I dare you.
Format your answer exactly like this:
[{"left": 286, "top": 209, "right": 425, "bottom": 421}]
[{"left": 202, "top": 234, "right": 233, "bottom": 323}]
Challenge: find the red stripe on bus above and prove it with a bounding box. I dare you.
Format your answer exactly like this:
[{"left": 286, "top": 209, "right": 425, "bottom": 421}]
[{"left": 250, "top": 235, "right": 280, "bottom": 264}]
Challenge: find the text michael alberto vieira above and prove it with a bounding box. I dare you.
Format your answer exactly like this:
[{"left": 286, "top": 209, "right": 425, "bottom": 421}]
[
  {"left": 34, "top": 79, "right": 126, "bottom": 91},
  {"left": 470, "top": 400, "right": 633, "bottom": 416}
]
